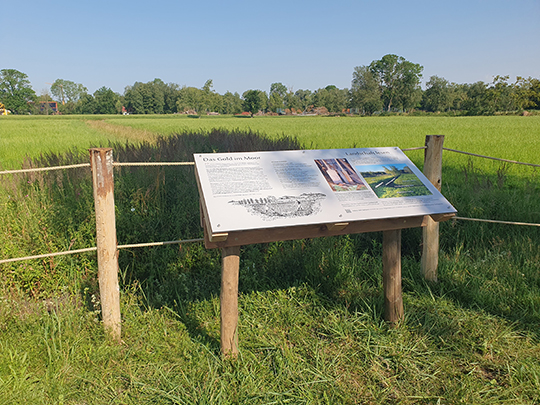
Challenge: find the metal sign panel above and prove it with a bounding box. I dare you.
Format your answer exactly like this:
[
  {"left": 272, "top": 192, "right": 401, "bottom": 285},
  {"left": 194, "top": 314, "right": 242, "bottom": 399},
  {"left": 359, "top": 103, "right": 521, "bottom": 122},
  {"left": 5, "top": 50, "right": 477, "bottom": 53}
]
[{"left": 194, "top": 147, "right": 456, "bottom": 234}]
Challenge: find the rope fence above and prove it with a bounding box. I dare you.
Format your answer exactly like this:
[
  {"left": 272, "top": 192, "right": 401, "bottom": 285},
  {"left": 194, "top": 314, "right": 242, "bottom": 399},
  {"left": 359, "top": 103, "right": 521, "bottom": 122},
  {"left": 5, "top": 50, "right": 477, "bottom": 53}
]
[
  {"left": 0, "top": 143, "right": 538, "bottom": 266},
  {"left": 117, "top": 238, "right": 204, "bottom": 250},
  {"left": 113, "top": 161, "right": 194, "bottom": 167},
  {"left": 0, "top": 238, "right": 206, "bottom": 265},
  {"left": 453, "top": 216, "right": 540, "bottom": 227},
  {"left": 443, "top": 147, "right": 540, "bottom": 168},
  {"left": 0, "top": 163, "right": 90, "bottom": 175},
  {"left": 401, "top": 146, "right": 426, "bottom": 151},
  {"left": 2, "top": 147, "right": 539, "bottom": 175},
  {"left": 0, "top": 247, "right": 97, "bottom": 265},
  {"left": 0, "top": 162, "right": 195, "bottom": 175}
]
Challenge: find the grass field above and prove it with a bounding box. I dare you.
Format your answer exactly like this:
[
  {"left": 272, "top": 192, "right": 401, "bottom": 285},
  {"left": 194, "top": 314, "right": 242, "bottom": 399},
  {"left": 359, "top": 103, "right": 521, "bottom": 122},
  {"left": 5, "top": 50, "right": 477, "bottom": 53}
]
[
  {"left": 0, "top": 116, "right": 157, "bottom": 170},
  {"left": 2, "top": 114, "right": 540, "bottom": 169},
  {"left": 0, "top": 115, "right": 539, "bottom": 404},
  {"left": 109, "top": 114, "right": 540, "bottom": 166}
]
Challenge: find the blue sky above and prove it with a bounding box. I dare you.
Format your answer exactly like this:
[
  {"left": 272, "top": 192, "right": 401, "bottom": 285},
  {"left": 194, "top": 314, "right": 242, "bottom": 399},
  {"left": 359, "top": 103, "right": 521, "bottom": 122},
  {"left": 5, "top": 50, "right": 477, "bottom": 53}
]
[{"left": 2, "top": 0, "right": 539, "bottom": 96}]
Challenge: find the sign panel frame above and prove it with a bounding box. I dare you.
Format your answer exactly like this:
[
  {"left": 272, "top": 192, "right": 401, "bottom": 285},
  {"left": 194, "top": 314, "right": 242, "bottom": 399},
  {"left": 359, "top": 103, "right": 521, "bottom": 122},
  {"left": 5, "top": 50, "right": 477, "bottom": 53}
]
[{"left": 194, "top": 147, "right": 456, "bottom": 248}]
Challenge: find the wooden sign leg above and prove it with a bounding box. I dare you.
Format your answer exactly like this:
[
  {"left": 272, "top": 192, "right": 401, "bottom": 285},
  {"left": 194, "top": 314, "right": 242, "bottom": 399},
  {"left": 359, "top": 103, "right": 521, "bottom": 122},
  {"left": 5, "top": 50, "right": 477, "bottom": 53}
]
[
  {"left": 422, "top": 135, "right": 445, "bottom": 282},
  {"left": 383, "top": 229, "right": 403, "bottom": 325},
  {"left": 220, "top": 246, "right": 241, "bottom": 357},
  {"left": 421, "top": 219, "right": 439, "bottom": 282}
]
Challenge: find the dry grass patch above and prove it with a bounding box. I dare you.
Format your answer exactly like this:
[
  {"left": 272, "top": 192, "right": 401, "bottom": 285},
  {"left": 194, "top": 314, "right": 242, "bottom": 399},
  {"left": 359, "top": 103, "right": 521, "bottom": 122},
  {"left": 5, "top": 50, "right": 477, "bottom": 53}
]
[{"left": 85, "top": 120, "right": 159, "bottom": 144}]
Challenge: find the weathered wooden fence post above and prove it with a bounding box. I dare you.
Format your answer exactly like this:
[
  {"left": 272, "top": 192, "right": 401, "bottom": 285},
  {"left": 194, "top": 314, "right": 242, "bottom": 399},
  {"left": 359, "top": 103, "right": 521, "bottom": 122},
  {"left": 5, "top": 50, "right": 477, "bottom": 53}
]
[
  {"left": 383, "top": 229, "right": 403, "bottom": 324},
  {"left": 90, "top": 148, "right": 121, "bottom": 341},
  {"left": 220, "top": 246, "right": 241, "bottom": 356},
  {"left": 421, "top": 135, "right": 445, "bottom": 282}
]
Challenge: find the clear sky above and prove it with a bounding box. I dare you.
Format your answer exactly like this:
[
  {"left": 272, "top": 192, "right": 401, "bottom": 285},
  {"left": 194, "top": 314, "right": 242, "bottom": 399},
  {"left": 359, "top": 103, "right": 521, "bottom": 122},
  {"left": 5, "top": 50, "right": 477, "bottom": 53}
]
[{"left": 2, "top": 0, "right": 539, "bottom": 96}]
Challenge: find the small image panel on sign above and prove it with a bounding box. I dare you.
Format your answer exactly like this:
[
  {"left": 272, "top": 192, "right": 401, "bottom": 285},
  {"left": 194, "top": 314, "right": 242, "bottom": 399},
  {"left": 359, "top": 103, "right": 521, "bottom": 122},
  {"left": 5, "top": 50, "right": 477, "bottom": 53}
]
[
  {"left": 357, "top": 164, "right": 432, "bottom": 199},
  {"left": 315, "top": 158, "right": 367, "bottom": 192}
]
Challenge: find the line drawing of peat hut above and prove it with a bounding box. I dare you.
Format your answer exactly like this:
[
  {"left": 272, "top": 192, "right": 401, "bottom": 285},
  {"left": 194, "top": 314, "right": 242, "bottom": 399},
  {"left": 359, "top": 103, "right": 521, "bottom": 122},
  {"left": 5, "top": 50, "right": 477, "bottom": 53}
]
[{"left": 229, "top": 193, "right": 326, "bottom": 220}]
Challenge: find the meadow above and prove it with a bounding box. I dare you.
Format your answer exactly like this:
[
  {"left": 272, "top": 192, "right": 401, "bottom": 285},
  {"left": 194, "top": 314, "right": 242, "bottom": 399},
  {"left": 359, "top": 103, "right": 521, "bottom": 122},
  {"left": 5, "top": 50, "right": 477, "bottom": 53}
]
[
  {"left": 112, "top": 114, "right": 540, "bottom": 167},
  {"left": 0, "top": 114, "right": 539, "bottom": 404},
  {"left": 2, "top": 114, "right": 540, "bottom": 169}
]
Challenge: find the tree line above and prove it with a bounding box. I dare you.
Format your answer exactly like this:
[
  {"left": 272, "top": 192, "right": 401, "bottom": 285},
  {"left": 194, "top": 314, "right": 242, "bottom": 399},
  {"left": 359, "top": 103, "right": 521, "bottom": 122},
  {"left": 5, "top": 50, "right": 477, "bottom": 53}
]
[{"left": 1, "top": 54, "right": 539, "bottom": 116}]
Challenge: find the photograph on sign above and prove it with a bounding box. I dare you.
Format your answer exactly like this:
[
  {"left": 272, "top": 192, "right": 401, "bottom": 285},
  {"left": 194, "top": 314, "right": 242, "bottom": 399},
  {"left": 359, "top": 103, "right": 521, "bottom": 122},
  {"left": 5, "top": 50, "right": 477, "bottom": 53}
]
[
  {"left": 194, "top": 147, "right": 456, "bottom": 234},
  {"left": 357, "top": 164, "right": 431, "bottom": 198},
  {"left": 314, "top": 158, "right": 367, "bottom": 192}
]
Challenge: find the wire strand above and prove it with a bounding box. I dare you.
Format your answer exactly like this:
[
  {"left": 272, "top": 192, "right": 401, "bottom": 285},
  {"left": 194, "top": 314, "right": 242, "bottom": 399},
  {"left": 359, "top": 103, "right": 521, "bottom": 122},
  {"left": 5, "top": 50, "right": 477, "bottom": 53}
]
[
  {"left": 117, "top": 238, "right": 204, "bottom": 249},
  {"left": 0, "top": 163, "right": 90, "bottom": 175},
  {"left": 0, "top": 239, "right": 205, "bottom": 265},
  {"left": 453, "top": 216, "right": 540, "bottom": 227},
  {"left": 443, "top": 148, "right": 540, "bottom": 168},
  {"left": 402, "top": 146, "right": 427, "bottom": 151},
  {"left": 0, "top": 247, "right": 97, "bottom": 264},
  {"left": 113, "top": 162, "right": 194, "bottom": 167}
]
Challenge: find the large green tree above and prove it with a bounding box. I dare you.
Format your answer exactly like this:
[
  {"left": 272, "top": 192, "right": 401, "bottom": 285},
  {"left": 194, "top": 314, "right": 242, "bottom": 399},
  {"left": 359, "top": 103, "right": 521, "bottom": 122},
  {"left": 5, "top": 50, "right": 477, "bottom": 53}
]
[
  {"left": 268, "top": 82, "right": 287, "bottom": 112},
  {"left": 176, "top": 86, "right": 204, "bottom": 113},
  {"left": 50, "top": 79, "right": 88, "bottom": 104},
  {"left": 0, "top": 69, "right": 36, "bottom": 114},
  {"left": 312, "top": 85, "right": 349, "bottom": 113},
  {"left": 351, "top": 66, "right": 382, "bottom": 114},
  {"left": 124, "top": 83, "right": 145, "bottom": 113},
  {"left": 515, "top": 76, "right": 540, "bottom": 110},
  {"left": 294, "top": 89, "right": 313, "bottom": 112},
  {"left": 173, "top": 80, "right": 222, "bottom": 114},
  {"left": 242, "top": 89, "right": 267, "bottom": 116},
  {"left": 284, "top": 90, "right": 301, "bottom": 111},
  {"left": 75, "top": 93, "right": 96, "bottom": 114},
  {"left": 486, "top": 75, "right": 518, "bottom": 113},
  {"left": 221, "top": 91, "right": 243, "bottom": 115},
  {"left": 202, "top": 79, "right": 223, "bottom": 113},
  {"left": 369, "top": 54, "right": 423, "bottom": 112},
  {"left": 461, "top": 82, "right": 490, "bottom": 115},
  {"left": 163, "top": 82, "right": 181, "bottom": 113},
  {"left": 124, "top": 79, "right": 167, "bottom": 114},
  {"left": 93, "top": 87, "right": 119, "bottom": 114},
  {"left": 421, "top": 76, "right": 453, "bottom": 112}
]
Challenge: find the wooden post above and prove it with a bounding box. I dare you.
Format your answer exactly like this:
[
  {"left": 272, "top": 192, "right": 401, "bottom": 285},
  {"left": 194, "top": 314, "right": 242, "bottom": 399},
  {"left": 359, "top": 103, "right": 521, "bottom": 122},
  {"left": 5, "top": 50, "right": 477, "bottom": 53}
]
[
  {"left": 220, "top": 245, "right": 241, "bottom": 356},
  {"left": 421, "top": 135, "right": 445, "bottom": 282},
  {"left": 90, "top": 148, "right": 121, "bottom": 341},
  {"left": 383, "top": 229, "right": 403, "bottom": 325}
]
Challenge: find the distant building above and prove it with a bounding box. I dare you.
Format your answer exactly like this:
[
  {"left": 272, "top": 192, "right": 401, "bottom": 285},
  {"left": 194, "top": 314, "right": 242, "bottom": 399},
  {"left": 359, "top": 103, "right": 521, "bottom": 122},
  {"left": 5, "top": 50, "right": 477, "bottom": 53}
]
[{"left": 35, "top": 101, "right": 59, "bottom": 114}]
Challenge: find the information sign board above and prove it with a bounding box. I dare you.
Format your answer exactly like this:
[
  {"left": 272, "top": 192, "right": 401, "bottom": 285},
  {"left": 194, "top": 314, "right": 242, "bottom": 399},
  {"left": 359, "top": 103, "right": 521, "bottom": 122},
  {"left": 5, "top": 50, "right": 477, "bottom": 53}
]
[{"left": 194, "top": 147, "right": 456, "bottom": 235}]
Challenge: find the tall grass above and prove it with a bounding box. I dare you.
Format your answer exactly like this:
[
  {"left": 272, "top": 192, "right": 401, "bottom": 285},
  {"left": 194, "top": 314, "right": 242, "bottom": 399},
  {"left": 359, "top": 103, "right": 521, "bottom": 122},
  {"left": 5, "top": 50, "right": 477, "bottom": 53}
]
[
  {"left": 107, "top": 115, "right": 540, "bottom": 166},
  {"left": 0, "top": 124, "right": 539, "bottom": 403},
  {"left": 0, "top": 115, "right": 158, "bottom": 170}
]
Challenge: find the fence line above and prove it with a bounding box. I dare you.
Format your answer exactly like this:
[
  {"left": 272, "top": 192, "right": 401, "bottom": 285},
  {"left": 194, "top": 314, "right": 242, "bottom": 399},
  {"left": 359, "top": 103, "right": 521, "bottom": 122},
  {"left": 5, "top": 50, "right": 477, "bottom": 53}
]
[
  {"left": 1, "top": 143, "right": 538, "bottom": 266},
  {"left": 443, "top": 147, "right": 540, "bottom": 168},
  {"left": 0, "top": 238, "right": 206, "bottom": 265},
  {"left": 453, "top": 216, "right": 540, "bottom": 227},
  {"left": 0, "top": 162, "right": 195, "bottom": 176},
  {"left": 117, "top": 238, "right": 204, "bottom": 249},
  {"left": 401, "top": 146, "right": 427, "bottom": 151},
  {"left": 1, "top": 148, "right": 539, "bottom": 176},
  {"left": 0, "top": 247, "right": 98, "bottom": 265},
  {"left": 0, "top": 163, "right": 90, "bottom": 175},
  {"left": 113, "top": 162, "right": 194, "bottom": 167}
]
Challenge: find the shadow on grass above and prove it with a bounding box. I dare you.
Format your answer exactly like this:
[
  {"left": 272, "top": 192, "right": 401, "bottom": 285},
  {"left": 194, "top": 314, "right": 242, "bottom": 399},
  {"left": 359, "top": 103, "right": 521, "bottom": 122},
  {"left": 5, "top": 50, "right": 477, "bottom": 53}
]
[{"left": 20, "top": 129, "right": 540, "bottom": 346}]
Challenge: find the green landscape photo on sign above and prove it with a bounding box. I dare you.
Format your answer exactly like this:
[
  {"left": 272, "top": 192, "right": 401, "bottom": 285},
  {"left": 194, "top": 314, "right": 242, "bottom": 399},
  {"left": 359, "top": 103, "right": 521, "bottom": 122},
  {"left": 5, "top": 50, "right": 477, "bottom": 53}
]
[{"left": 357, "top": 164, "right": 432, "bottom": 198}]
